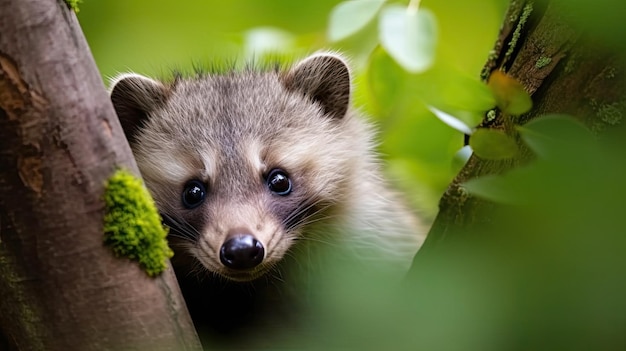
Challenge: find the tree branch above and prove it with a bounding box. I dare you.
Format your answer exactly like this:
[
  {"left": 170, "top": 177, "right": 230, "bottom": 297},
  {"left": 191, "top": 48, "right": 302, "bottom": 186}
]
[
  {"left": 412, "top": 0, "right": 625, "bottom": 258},
  {"left": 0, "top": 0, "right": 201, "bottom": 349}
]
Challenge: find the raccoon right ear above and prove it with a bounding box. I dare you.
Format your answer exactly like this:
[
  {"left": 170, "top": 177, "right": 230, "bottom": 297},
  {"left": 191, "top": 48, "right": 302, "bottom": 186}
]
[
  {"left": 281, "top": 53, "right": 351, "bottom": 120},
  {"left": 109, "top": 73, "right": 169, "bottom": 141}
]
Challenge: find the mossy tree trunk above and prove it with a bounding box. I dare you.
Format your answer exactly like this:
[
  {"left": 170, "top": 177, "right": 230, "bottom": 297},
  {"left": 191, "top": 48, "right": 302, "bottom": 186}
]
[
  {"left": 412, "top": 0, "right": 624, "bottom": 257},
  {"left": 0, "top": 0, "right": 201, "bottom": 350}
]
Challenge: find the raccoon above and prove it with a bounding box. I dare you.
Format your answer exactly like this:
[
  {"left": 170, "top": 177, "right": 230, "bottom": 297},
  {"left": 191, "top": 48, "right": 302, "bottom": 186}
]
[{"left": 110, "top": 53, "right": 425, "bottom": 344}]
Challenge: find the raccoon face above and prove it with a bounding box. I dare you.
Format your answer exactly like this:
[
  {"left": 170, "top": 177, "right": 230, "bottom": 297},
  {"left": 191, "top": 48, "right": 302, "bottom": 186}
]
[
  {"left": 170, "top": 168, "right": 294, "bottom": 282},
  {"left": 110, "top": 54, "right": 360, "bottom": 282},
  {"left": 168, "top": 163, "right": 303, "bottom": 282}
]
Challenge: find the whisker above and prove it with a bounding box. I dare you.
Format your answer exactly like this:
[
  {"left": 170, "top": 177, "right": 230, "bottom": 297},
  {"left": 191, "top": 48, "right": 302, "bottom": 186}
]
[
  {"left": 283, "top": 197, "right": 334, "bottom": 231},
  {"left": 161, "top": 213, "right": 200, "bottom": 243},
  {"left": 274, "top": 196, "right": 345, "bottom": 257},
  {"left": 284, "top": 206, "right": 316, "bottom": 230}
]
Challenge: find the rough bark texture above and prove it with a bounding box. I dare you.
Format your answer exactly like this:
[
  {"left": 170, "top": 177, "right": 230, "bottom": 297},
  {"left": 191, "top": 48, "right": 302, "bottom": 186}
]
[
  {"left": 413, "top": 0, "right": 625, "bottom": 254},
  {"left": 0, "top": 0, "right": 201, "bottom": 350}
]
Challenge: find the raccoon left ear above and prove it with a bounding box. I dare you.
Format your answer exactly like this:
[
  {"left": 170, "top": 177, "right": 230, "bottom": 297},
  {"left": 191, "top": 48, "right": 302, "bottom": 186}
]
[
  {"left": 282, "top": 53, "right": 351, "bottom": 119},
  {"left": 109, "top": 73, "right": 170, "bottom": 142}
]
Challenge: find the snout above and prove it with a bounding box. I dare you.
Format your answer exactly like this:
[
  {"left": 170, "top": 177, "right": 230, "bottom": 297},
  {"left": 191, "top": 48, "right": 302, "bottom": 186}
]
[
  {"left": 219, "top": 230, "right": 265, "bottom": 270},
  {"left": 193, "top": 223, "right": 287, "bottom": 282}
]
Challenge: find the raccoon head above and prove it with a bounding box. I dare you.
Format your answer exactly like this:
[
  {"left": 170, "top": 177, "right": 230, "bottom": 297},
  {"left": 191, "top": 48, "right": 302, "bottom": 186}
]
[{"left": 110, "top": 54, "right": 364, "bottom": 282}]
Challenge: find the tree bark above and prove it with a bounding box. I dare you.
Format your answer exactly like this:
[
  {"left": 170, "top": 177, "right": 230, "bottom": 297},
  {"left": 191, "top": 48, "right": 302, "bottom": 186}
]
[
  {"left": 0, "top": 0, "right": 201, "bottom": 350},
  {"left": 413, "top": 0, "right": 625, "bottom": 255}
]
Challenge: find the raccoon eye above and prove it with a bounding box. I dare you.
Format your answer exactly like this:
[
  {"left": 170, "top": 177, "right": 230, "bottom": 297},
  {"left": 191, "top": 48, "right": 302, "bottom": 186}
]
[
  {"left": 182, "top": 180, "right": 207, "bottom": 209},
  {"left": 266, "top": 169, "right": 292, "bottom": 196}
]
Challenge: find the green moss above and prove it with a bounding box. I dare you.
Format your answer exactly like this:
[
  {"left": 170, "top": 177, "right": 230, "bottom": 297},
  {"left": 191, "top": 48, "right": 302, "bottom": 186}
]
[
  {"left": 604, "top": 67, "right": 617, "bottom": 79},
  {"left": 535, "top": 56, "right": 552, "bottom": 69},
  {"left": 597, "top": 102, "right": 623, "bottom": 125},
  {"left": 507, "top": 1, "right": 524, "bottom": 23},
  {"left": 103, "top": 169, "right": 172, "bottom": 277},
  {"left": 504, "top": 2, "right": 533, "bottom": 65},
  {"left": 65, "top": 0, "right": 82, "bottom": 12},
  {"left": 564, "top": 58, "right": 576, "bottom": 74},
  {"left": 456, "top": 185, "right": 471, "bottom": 208}
]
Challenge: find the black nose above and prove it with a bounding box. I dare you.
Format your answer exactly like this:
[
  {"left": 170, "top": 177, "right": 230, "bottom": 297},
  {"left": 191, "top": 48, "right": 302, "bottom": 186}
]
[{"left": 220, "top": 234, "right": 265, "bottom": 269}]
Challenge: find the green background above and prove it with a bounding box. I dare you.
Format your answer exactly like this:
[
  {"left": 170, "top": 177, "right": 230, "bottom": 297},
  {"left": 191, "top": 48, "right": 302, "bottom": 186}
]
[
  {"left": 77, "top": 1, "right": 626, "bottom": 349},
  {"left": 78, "top": 0, "right": 507, "bottom": 219}
]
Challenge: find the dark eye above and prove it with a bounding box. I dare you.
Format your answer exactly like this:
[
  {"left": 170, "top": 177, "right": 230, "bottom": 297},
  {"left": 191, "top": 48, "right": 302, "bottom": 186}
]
[
  {"left": 266, "top": 169, "right": 292, "bottom": 196},
  {"left": 182, "top": 180, "right": 207, "bottom": 209}
]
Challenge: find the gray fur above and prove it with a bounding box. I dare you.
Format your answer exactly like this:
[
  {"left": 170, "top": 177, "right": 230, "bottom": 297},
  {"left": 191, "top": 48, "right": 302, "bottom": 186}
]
[{"left": 110, "top": 53, "right": 425, "bottom": 282}]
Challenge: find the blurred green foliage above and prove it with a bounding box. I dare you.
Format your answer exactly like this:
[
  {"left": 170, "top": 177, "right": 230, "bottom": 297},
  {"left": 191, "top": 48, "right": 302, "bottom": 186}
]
[
  {"left": 271, "top": 116, "right": 626, "bottom": 351},
  {"left": 78, "top": 0, "right": 507, "bottom": 219},
  {"left": 79, "top": 1, "right": 626, "bottom": 349}
]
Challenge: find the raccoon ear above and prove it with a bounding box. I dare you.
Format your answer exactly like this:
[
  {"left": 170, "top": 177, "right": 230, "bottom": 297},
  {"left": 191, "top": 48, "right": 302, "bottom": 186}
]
[
  {"left": 282, "top": 53, "right": 351, "bottom": 119},
  {"left": 109, "top": 73, "right": 169, "bottom": 141}
]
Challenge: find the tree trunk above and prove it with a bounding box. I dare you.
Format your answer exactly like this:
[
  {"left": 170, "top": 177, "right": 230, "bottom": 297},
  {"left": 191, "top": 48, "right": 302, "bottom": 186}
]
[
  {"left": 412, "top": 0, "right": 625, "bottom": 258},
  {"left": 0, "top": 0, "right": 201, "bottom": 350}
]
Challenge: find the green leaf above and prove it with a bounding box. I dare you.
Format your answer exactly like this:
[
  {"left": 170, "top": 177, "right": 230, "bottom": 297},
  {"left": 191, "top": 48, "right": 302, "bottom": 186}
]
[
  {"left": 487, "top": 70, "right": 532, "bottom": 115},
  {"left": 328, "top": 0, "right": 386, "bottom": 42},
  {"left": 469, "top": 129, "right": 519, "bottom": 160},
  {"left": 463, "top": 173, "right": 528, "bottom": 204},
  {"left": 410, "top": 65, "right": 496, "bottom": 112},
  {"left": 451, "top": 145, "right": 473, "bottom": 174},
  {"left": 378, "top": 5, "right": 437, "bottom": 73},
  {"left": 367, "top": 47, "right": 407, "bottom": 115},
  {"left": 428, "top": 106, "right": 480, "bottom": 135},
  {"left": 517, "top": 114, "right": 593, "bottom": 159}
]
